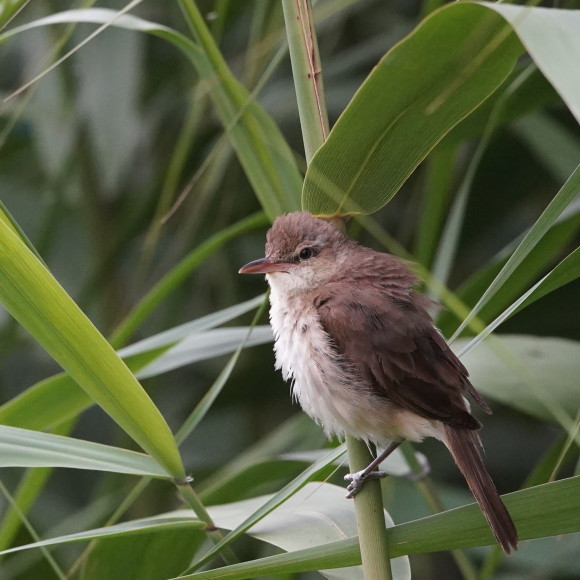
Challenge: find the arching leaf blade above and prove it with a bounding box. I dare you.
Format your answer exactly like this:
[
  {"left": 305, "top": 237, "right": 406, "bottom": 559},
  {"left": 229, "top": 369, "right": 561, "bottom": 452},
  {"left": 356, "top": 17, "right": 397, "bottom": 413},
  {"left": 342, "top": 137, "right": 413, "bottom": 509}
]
[
  {"left": 0, "top": 218, "right": 184, "bottom": 480},
  {"left": 302, "top": 4, "right": 522, "bottom": 216}
]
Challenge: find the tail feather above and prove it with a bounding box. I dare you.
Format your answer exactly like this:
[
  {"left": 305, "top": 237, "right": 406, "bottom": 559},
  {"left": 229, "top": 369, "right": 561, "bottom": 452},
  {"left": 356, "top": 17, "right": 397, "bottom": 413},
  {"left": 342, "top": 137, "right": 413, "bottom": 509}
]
[{"left": 444, "top": 425, "right": 518, "bottom": 554}]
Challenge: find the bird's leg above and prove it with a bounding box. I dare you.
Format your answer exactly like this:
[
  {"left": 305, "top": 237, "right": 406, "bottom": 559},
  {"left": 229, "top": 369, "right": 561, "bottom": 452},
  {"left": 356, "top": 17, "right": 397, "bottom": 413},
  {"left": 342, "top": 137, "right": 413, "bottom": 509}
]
[{"left": 345, "top": 440, "right": 402, "bottom": 498}]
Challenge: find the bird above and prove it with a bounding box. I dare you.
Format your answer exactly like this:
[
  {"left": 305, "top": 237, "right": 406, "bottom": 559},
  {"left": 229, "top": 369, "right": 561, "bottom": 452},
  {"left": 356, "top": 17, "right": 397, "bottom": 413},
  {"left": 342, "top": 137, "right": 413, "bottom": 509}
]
[{"left": 239, "top": 211, "right": 518, "bottom": 554}]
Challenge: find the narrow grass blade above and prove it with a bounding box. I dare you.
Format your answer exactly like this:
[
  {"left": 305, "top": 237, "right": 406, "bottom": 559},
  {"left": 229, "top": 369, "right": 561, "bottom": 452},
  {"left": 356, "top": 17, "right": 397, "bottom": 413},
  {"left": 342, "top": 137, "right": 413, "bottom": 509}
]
[
  {"left": 117, "top": 295, "right": 266, "bottom": 357},
  {"left": 451, "top": 163, "right": 580, "bottom": 341},
  {"left": 458, "top": 247, "right": 580, "bottom": 356},
  {"left": 0, "top": 514, "right": 205, "bottom": 557},
  {"left": 187, "top": 446, "right": 346, "bottom": 572},
  {"left": 0, "top": 219, "right": 184, "bottom": 479},
  {"left": 111, "top": 212, "right": 268, "bottom": 347},
  {"left": 136, "top": 326, "right": 272, "bottom": 379},
  {"left": 0, "top": 426, "right": 169, "bottom": 477},
  {"left": 0, "top": 300, "right": 268, "bottom": 434},
  {"left": 176, "top": 476, "right": 580, "bottom": 579}
]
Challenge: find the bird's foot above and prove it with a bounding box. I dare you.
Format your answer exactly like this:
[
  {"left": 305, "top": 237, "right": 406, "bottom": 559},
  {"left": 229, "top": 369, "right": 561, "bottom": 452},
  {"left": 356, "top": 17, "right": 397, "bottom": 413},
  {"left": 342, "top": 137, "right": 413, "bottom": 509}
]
[{"left": 344, "top": 469, "right": 388, "bottom": 499}]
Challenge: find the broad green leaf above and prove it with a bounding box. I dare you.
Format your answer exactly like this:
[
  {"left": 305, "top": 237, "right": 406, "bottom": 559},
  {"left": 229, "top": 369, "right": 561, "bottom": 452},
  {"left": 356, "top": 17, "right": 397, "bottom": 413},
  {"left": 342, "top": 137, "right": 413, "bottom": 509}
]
[
  {"left": 205, "top": 483, "right": 409, "bottom": 580},
  {"left": 0, "top": 484, "right": 409, "bottom": 580},
  {"left": 81, "top": 529, "right": 203, "bottom": 580},
  {"left": 483, "top": 3, "right": 580, "bottom": 125},
  {"left": 0, "top": 425, "right": 168, "bottom": 477},
  {"left": 5, "top": 477, "right": 580, "bottom": 577},
  {"left": 176, "top": 476, "right": 580, "bottom": 579},
  {"left": 0, "top": 9, "right": 301, "bottom": 220},
  {"left": 456, "top": 335, "right": 580, "bottom": 425},
  {"left": 302, "top": 3, "right": 522, "bottom": 216},
  {"left": 0, "top": 219, "right": 184, "bottom": 479}
]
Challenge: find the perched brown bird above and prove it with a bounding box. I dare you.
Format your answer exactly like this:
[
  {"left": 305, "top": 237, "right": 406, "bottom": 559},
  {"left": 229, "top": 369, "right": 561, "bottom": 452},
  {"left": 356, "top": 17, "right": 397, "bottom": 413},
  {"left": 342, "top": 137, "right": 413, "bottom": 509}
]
[{"left": 239, "top": 211, "right": 518, "bottom": 554}]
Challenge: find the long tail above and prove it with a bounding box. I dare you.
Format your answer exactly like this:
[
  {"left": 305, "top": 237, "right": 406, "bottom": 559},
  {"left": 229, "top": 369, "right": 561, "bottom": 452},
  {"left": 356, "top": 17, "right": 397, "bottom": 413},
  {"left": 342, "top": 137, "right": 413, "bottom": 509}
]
[{"left": 444, "top": 425, "right": 518, "bottom": 554}]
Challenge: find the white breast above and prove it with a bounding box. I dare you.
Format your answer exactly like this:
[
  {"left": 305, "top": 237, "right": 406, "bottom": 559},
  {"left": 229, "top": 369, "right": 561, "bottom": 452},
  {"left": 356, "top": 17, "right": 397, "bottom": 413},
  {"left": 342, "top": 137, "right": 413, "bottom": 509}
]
[
  {"left": 268, "top": 286, "right": 344, "bottom": 437},
  {"left": 267, "top": 280, "right": 444, "bottom": 445}
]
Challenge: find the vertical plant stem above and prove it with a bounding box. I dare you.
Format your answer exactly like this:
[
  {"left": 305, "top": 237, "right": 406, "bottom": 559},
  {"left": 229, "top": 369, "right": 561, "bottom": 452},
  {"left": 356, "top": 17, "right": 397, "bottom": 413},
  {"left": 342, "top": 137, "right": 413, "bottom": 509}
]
[
  {"left": 281, "top": 1, "right": 391, "bottom": 577},
  {"left": 177, "top": 481, "right": 239, "bottom": 565},
  {"left": 347, "top": 440, "right": 392, "bottom": 580},
  {"left": 281, "top": 0, "right": 329, "bottom": 163}
]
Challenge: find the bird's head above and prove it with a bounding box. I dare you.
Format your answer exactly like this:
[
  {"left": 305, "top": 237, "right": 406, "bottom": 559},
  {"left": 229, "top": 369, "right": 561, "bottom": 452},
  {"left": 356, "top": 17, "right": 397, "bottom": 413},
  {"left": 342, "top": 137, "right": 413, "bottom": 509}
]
[{"left": 239, "top": 212, "right": 350, "bottom": 293}]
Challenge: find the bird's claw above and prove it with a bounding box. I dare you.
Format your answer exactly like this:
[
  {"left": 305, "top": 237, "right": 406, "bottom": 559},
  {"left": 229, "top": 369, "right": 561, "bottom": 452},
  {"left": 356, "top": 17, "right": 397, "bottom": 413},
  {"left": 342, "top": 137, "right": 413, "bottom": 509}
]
[{"left": 344, "top": 470, "right": 388, "bottom": 498}]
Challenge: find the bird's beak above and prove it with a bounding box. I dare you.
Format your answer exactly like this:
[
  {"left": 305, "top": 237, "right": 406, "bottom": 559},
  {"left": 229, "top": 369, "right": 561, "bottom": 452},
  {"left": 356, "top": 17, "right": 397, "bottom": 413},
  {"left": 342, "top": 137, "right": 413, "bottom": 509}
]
[{"left": 239, "top": 257, "right": 288, "bottom": 274}]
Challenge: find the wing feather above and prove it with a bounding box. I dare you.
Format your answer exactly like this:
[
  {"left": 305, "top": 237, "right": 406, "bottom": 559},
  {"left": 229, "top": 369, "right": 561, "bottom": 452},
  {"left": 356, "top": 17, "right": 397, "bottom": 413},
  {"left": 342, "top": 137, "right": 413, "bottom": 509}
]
[{"left": 315, "top": 284, "right": 488, "bottom": 430}]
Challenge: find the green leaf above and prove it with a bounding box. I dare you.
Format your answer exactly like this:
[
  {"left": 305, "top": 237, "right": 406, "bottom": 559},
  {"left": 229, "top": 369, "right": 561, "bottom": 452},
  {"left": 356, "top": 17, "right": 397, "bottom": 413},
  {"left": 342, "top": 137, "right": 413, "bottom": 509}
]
[
  {"left": 188, "top": 446, "right": 347, "bottom": 572},
  {"left": 135, "top": 326, "right": 272, "bottom": 380},
  {"left": 205, "top": 483, "right": 409, "bottom": 580},
  {"left": 6, "top": 477, "right": 580, "bottom": 578},
  {"left": 451, "top": 162, "right": 580, "bottom": 341},
  {"left": 176, "top": 476, "right": 580, "bottom": 579},
  {"left": 0, "top": 484, "right": 410, "bottom": 580},
  {"left": 0, "top": 300, "right": 268, "bottom": 433},
  {"left": 0, "top": 426, "right": 169, "bottom": 477},
  {"left": 456, "top": 335, "right": 580, "bottom": 426},
  {"left": 81, "top": 529, "right": 203, "bottom": 580},
  {"left": 110, "top": 212, "right": 269, "bottom": 347},
  {"left": 116, "top": 295, "right": 267, "bottom": 358},
  {"left": 482, "top": 2, "right": 580, "bottom": 125},
  {"left": 0, "top": 218, "right": 184, "bottom": 480},
  {"left": 1, "top": 10, "right": 301, "bottom": 220},
  {"left": 0, "top": 374, "right": 92, "bottom": 432},
  {"left": 0, "top": 513, "right": 205, "bottom": 556},
  {"left": 302, "top": 3, "right": 522, "bottom": 216}
]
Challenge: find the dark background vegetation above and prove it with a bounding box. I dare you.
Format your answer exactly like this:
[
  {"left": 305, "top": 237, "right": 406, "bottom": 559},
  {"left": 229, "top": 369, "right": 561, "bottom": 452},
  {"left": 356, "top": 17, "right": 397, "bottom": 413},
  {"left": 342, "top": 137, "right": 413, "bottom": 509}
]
[{"left": 0, "top": 0, "right": 578, "bottom": 578}]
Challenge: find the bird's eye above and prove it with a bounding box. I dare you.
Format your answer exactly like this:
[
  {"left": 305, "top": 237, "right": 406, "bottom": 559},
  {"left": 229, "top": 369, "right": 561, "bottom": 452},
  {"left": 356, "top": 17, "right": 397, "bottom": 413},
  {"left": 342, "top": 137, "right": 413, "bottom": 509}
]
[{"left": 299, "top": 247, "right": 314, "bottom": 260}]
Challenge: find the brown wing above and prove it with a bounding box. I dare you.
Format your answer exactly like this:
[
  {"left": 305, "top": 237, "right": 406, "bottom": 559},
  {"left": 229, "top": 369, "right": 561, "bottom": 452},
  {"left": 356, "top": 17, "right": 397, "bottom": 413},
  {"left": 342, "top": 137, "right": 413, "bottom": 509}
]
[{"left": 315, "top": 284, "right": 490, "bottom": 431}]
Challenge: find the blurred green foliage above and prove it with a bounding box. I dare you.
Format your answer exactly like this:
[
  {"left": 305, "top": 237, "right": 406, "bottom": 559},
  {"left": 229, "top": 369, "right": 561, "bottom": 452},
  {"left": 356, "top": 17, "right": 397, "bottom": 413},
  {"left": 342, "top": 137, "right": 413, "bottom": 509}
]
[{"left": 0, "top": 1, "right": 578, "bottom": 579}]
